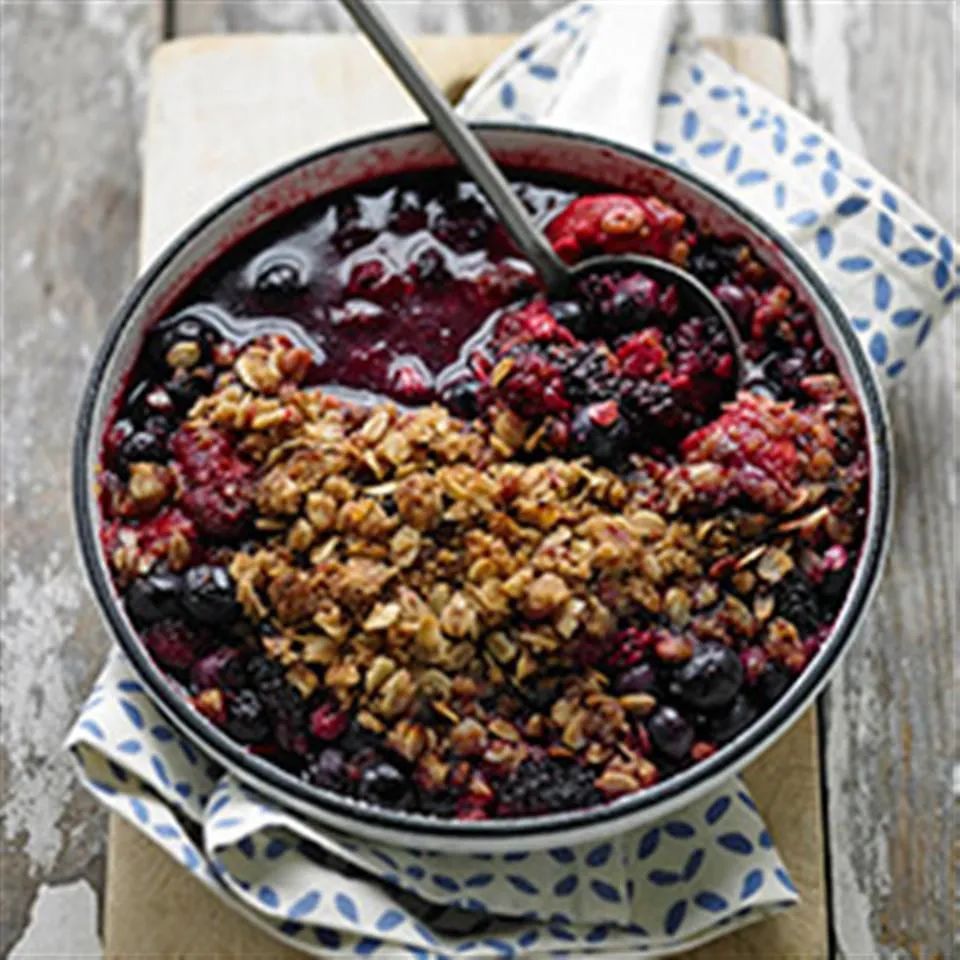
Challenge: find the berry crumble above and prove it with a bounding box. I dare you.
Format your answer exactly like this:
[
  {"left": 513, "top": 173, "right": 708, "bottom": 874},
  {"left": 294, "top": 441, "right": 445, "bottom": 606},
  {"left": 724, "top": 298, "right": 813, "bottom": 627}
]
[{"left": 96, "top": 173, "right": 868, "bottom": 818}]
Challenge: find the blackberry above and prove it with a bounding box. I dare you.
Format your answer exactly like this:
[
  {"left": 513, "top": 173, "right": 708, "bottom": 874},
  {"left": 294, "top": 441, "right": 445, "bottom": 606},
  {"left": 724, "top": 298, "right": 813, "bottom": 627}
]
[
  {"left": 774, "top": 570, "right": 822, "bottom": 635},
  {"left": 495, "top": 758, "right": 602, "bottom": 817},
  {"left": 552, "top": 343, "right": 619, "bottom": 406},
  {"left": 226, "top": 689, "right": 270, "bottom": 743},
  {"left": 244, "top": 656, "right": 308, "bottom": 752},
  {"left": 687, "top": 239, "right": 743, "bottom": 287},
  {"left": 431, "top": 195, "right": 491, "bottom": 253},
  {"left": 619, "top": 379, "right": 696, "bottom": 444},
  {"left": 668, "top": 314, "right": 737, "bottom": 406}
]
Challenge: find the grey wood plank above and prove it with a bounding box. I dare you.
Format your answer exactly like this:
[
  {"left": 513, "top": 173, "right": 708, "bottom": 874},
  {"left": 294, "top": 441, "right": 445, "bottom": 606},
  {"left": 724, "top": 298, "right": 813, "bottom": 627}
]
[
  {"left": 0, "top": 0, "right": 162, "bottom": 955},
  {"left": 173, "top": 0, "right": 772, "bottom": 38},
  {"left": 785, "top": 2, "right": 958, "bottom": 958}
]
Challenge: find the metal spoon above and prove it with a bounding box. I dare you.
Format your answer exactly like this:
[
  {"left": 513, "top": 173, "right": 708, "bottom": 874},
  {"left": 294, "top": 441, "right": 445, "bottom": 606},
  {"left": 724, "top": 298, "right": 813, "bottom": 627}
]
[{"left": 341, "top": 0, "right": 745, "bottom": 379}]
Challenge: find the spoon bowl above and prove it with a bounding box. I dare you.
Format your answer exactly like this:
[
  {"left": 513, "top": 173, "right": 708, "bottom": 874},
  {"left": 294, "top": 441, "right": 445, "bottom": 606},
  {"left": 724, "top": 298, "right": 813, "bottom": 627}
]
[{"left": 570, "top": 254, "right": 746, "bottom": 385}]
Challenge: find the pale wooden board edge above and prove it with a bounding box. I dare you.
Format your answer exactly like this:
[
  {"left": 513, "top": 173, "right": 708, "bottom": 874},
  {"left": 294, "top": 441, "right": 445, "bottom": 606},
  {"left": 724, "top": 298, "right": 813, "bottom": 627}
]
[{"left": 107, "top": 32, "right": 825, "bottom": 959}]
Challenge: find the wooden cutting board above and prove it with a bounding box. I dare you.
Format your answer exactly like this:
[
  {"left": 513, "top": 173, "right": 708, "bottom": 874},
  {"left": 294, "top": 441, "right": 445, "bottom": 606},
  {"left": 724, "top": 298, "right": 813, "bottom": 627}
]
[{"left": 105, "top": 33, "right": 826, "bottom": 959}]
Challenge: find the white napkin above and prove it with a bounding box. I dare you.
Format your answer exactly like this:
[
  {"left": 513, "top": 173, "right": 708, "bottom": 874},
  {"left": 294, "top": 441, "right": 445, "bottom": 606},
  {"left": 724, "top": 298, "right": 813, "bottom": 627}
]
[{"left": 69, "top": 2, "right": 958, "bottom": 957}]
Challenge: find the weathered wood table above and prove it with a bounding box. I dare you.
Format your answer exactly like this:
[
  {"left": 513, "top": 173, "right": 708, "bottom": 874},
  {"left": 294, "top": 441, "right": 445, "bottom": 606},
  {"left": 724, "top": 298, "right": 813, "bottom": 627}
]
[{"left": 1, "top": 3, "right": 954, "bottom": 958}]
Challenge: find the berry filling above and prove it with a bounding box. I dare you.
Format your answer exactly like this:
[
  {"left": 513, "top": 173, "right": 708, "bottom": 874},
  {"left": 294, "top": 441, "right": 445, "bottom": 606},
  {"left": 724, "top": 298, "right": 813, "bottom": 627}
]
[{"left": 95, "top": 173, "right": 867, "bottom": 819}]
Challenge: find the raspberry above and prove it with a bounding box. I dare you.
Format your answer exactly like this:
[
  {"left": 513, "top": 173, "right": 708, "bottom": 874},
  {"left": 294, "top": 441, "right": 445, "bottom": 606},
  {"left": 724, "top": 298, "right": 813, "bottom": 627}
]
[
  {"left": 389, "top": 362, "right": 433, "bottom": 403},
  {"left": 310, "top": 704, "right": 350, "bottom": 741},
  {"left": 617, "top": 328, "right": 668, "bottom": 378},
  {"left": 680, "top": 393, "right": 802, "bottom": 510},
  {"left": 182, "top": 484, "right": 252, "bottom": 541},
  {"left": 172, "top": 426, "right": 253, "bottom": 539},
  {"left": 495, "top": 350, "right": 570, "bottom": 418},
  {"left": 545, "top": 194, "right": 685, "bottom": 262},
  {"left": 492, "top": 301, "right": 576, "bottom": 352},
  {"left": 143, "top": 620, "right": 204, "bottom": 672}
]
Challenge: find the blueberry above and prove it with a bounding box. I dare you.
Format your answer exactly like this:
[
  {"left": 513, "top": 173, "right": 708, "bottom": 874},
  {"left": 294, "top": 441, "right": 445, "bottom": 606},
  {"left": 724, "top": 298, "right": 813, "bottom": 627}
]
[
  {"left": 181, "top": 564, "right": 240, "bottom": 626},
  {"left": 358, "top": 762, "right": 409, "bottom": 806},
  {"left": 550, "top": 300, "right": 588, "bottom": 338},
  {"left": 441, "top": 379, "right": 481, "bottom": 419},
  {"left": 305, "top": 748, "right": 346, "bottom": 790},
  {"left": 120, "top": 430, "right": 168, "bottom": 464},
  {"left": 608, "top": 274, "right": 661, "bottom": 326},
  {"left": 412, "top": 248, "right": 450, "bottom": 285},
  {"left": 255, "top": 260, "right": 307, "bottom": 296},
  {"left": 706, "top": 695, "right": 756, "bottom": 743},
  {"left": 673, "top": 643, "right": 743, "bottom": 711},
  {"left": 226, "top": 689, "right": 270, "bottom": 743},
  {"left": 615, "top": 663, "right": 657, "bottom": 695},
  {"left": 647, "top": 706, "right": 694, "bottom": 761},
  {"left": 124, "top": 380, "right": 173, "bottom": 424},
  {"left": 165, "top": 374, "right": 208, "bottom": 414},
  {"left": 149, "top": 315, "right": 218, "bottom": 370},
  {"left": 571, "top": 405, "right": 629, "bottom": 467},
  {"left": 753, "top": 662, "right": 791, "bottom": 707},
  {"left": 125, "top": 572, "right": 183, "bottom": 626}
]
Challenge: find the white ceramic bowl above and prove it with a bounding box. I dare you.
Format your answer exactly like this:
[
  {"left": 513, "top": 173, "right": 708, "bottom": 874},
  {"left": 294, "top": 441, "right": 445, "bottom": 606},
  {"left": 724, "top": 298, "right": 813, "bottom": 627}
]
[{"left": 74, "top": 125, "right": 892, "bottom": 852}]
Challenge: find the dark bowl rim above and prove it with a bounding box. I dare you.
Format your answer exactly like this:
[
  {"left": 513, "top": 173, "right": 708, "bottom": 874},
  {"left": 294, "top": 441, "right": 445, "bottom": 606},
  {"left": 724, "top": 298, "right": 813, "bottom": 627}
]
[{"left": 73, "top": 121, "right": 892, "bottom": 841}]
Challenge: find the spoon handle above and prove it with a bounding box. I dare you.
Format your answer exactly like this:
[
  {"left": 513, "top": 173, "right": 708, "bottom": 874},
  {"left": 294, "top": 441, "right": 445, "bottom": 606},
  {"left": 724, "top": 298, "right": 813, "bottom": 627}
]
[{"left": 341, "top": 0, "right": 571, "bottom": 296}]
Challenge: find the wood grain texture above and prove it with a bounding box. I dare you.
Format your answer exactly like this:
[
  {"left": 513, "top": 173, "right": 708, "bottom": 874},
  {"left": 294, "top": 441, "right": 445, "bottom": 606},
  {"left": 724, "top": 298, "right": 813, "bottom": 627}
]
[
  {"left": 106, "top": 30, "right": 827, "bottom": 960},
  {"left": 0, "top": 1, "right": 161, "bottom": 954},
  {"left": 785, "top": 4, "right": 958, "bottom": 959},
  {"left": 170, "top": 0, "right": 773, "bottom": 40}
]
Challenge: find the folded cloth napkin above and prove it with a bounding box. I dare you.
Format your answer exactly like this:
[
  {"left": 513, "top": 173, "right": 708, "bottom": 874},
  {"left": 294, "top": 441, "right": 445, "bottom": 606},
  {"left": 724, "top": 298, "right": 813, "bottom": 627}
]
[
  {"left": 460, "top": 1, "right": 958, "bottom": 385},
  {"left": 71, "top": 651, "right": 797, "bottom": 958},
  {"left": 68, "top": 3, "right": 958, "bottom": 958}
]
